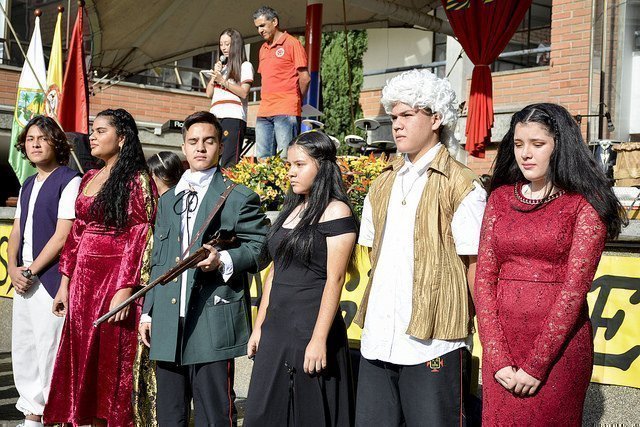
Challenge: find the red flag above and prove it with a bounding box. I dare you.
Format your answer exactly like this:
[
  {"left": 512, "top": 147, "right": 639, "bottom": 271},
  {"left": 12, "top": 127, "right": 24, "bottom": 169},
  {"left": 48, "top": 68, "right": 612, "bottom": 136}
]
[{"left": 58, "top": 4, "right": 89, "bottom": 133}]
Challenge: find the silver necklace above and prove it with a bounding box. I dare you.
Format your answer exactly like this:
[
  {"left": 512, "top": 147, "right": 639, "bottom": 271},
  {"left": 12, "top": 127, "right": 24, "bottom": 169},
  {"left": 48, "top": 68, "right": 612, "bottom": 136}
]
[{"left": 400, "top": 173, "right": 421, "bottom": 206}]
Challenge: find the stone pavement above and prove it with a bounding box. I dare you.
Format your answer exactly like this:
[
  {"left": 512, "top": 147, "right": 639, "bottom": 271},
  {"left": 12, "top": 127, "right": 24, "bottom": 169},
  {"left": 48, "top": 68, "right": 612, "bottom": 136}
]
[
  {"left": 0, "top": 353, "right": 639, "bottom": 426},
  {"left": 0, "top": 353, "right": 20, "bottom": 427}
]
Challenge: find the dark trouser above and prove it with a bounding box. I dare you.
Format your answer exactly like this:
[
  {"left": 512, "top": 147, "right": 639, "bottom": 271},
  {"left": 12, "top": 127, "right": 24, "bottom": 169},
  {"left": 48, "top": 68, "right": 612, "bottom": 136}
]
[
  {"left": 156, "top": 358, "right": 237, "bottom": 427},
  {"left": 219, "top": 118, "right": 246, "bottom": 168},
  {"left": 355, "top": 348, "right": 471, "bottom": 427}
]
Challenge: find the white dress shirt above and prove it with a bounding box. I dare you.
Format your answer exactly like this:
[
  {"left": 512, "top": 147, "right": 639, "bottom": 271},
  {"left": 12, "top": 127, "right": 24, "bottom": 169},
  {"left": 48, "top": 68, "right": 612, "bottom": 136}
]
[
  {"left": 141, "top": 167, "right": 234, "bottom": 323},
  {"left": 358, "top": 143, "right": 487, "bottom": 365},
  {"left": 175, "top": 168, "right": 234, "bottom": 317}
]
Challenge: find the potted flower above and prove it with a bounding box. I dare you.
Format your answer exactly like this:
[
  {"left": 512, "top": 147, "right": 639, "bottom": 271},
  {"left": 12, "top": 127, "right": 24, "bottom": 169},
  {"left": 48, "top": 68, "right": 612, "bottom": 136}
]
[
  {"left": 223, "top": 156, "right": 289, "bottom": 222},
  {"left": 338, "top": 154, "right": 389, "bottom": 218},
  {"left": 225, "top": 154, "right": 389, "bottom": 220}
]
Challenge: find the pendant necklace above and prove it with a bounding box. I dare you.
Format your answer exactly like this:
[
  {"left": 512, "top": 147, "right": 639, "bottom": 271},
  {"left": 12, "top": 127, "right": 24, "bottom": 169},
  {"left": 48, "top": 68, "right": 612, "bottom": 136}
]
[{"left": 400, "top": 173, "right": 420, "bottom": 206}]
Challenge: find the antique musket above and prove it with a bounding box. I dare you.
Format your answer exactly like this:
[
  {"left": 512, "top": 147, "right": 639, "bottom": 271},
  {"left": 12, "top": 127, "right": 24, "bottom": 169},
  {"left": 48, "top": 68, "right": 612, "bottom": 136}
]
[{"left": 93, "top": 230, "right": 236, "bottom": 327}]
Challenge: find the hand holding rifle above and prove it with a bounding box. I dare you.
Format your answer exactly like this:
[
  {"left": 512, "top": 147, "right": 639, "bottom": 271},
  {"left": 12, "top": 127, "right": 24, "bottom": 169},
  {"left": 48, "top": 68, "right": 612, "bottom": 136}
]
[{"left": 94, "top": 230, "right": 236, "bottom": 327}]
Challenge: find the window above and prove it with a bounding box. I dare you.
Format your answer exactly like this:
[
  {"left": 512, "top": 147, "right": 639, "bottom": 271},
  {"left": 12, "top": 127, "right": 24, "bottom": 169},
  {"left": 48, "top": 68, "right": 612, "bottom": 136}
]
[
  {"left": 1, "top": 0, "right": 85, "bottom": 68},
  {"left": 491, "top": 0, "right": 552, "bottom": 72},
  {"left": 431, "top": 6, "right": 448, "bottom": 78},
  {"left": 2, "top": 0, "right": 42, "bottom": 67}
]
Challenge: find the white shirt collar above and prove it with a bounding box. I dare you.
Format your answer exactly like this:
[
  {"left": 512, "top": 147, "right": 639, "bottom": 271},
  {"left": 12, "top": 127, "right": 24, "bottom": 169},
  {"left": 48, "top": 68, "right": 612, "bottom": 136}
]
[
  {"left": 175, "top": 167, "right": 217, "bottom": 195},
  {"left": 399, "top": 143, "right": 442, "bottom": 176}
]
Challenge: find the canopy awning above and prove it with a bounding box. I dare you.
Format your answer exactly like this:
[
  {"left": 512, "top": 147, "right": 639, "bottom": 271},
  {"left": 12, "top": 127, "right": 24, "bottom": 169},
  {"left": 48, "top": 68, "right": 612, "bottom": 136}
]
[{"left": 85, "top": 0, "right": 450, "bottom": 76}]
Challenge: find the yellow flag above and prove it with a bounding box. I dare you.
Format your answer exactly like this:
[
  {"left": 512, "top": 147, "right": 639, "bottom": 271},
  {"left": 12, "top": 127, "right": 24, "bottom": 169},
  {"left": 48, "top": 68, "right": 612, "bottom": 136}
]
[{"left": 45, "top": 9, "right": 63, "bottom": 119}]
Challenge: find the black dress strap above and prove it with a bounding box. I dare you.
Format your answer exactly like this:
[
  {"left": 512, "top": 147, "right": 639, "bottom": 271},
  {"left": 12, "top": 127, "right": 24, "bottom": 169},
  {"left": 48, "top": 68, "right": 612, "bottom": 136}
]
[{"left": 316, "top": 216, "right": 358, "bottom": 237}]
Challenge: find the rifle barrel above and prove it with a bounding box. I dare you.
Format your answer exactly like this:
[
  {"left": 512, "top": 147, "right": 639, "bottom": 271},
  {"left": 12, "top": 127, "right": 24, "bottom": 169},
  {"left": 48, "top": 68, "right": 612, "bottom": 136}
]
[{"left": 92, "top": 236, "right": 235, "bottom": 327}]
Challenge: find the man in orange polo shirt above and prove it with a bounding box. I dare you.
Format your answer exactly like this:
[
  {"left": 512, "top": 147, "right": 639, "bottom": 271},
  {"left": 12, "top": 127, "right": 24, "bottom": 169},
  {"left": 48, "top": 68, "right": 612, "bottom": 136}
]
[{"left": 253, "top": 6, "right": 311, "bottom": 159}]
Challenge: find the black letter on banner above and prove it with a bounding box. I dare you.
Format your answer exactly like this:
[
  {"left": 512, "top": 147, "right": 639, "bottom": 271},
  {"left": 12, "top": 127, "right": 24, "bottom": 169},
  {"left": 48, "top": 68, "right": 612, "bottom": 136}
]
[
  {"left": 340, "top": 301, "right": 358, "bottom": 329},
  {"left": 0, "top": 236, "right": 11, "bottom": 293},
  {"left": 590, "top": 275, "right": 640, "bottom": 371}
]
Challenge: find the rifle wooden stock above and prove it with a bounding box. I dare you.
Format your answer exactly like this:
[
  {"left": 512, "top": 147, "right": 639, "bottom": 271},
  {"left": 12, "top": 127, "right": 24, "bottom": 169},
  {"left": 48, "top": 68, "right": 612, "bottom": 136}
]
[{"left": 93, "top": 232, "right": 236, "bottom": 327}]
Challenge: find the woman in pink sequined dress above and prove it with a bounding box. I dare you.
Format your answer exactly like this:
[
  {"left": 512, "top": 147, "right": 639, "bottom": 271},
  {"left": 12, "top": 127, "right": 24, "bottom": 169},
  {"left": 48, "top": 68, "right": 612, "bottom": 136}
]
[{"left": 474, "top": 103, "right": 627, "bottom": 426}]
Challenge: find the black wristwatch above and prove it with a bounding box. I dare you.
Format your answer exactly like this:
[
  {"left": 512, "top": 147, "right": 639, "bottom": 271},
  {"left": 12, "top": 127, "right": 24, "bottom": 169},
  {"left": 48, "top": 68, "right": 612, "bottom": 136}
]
[{"left": 21, "top": 269, "right": 34, "bottom": 280}]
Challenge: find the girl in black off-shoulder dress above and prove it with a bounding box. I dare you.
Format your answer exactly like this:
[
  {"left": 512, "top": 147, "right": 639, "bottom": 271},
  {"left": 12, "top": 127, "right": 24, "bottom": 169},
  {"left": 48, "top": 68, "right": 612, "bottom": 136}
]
[{"left": 244, "top": 131, "right": 357, "bottom": 427}]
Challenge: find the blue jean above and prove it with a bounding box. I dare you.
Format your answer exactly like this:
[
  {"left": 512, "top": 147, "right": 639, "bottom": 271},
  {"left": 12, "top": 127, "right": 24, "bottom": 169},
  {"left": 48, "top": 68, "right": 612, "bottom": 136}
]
[{"left": 255, "top": 115, "right": 301, "bottom": 159}]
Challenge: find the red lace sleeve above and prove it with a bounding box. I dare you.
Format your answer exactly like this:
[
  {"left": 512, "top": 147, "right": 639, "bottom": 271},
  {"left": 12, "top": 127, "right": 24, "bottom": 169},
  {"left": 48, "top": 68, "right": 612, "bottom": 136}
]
[
  {"left": 520, "top": 200, "right": 606, "bottom": 381},
  {"left": 474, "top": 190, "right": 516, "bottom": 374},
  {"left": 114, "top": 173, "right": 158, "bottom": 290}
]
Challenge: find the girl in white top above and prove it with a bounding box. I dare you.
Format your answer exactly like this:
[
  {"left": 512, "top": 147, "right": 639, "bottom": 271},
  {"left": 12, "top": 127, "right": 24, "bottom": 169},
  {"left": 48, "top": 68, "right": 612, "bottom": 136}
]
[{"left": 206, "top": 28, "right": 254, "bottom": 167}]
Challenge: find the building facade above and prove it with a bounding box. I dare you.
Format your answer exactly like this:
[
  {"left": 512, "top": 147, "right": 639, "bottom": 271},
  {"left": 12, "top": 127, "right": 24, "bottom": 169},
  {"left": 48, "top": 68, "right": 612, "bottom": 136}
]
[{"left": 1, "top": 0, "right": 637, "bottom": 200}]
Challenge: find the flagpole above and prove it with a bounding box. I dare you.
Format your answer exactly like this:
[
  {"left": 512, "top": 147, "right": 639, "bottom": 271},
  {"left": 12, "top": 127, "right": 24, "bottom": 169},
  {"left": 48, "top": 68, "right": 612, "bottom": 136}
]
[
  {"left": 54, "top": 4, "right": 84, "bottom": 174},
  {"left": 66, "top": 0, "right": 71, "bottom": 50},
  {"left": 0, "top": 7, "right": 47, "bottom": 94},
  {"left": 0, "top": 5, "right": 85, "bottom": 173}
]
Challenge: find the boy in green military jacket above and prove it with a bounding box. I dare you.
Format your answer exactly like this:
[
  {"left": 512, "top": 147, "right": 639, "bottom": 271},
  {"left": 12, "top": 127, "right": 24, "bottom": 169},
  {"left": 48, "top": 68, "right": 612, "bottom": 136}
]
[{"left": 139, "top": 111, "right": 268, "bottom": 426}]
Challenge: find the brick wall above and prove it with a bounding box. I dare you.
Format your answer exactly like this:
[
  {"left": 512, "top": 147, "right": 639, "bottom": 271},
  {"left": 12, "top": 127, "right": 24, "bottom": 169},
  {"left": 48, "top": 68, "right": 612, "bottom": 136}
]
[
  {"left": 1, "top": 67, "right": 211, "bottom": 125},
  {"left": 0, "top": 68, "right": 20, "bottom": 106},
  {"left": 491, "top": 68, "right": 550, "bottom": 108},
  {"left": 547, "top": 0, "right": 592, "bottom": 120},
  {"left": 467, "top": 147, "right": 497, "bottom": 176},
  {"left": 360, "top": 89, "right": 384, "bottom": 119},
  {"left": 89, "top": 84, "right": 210, "bottom": 124}
]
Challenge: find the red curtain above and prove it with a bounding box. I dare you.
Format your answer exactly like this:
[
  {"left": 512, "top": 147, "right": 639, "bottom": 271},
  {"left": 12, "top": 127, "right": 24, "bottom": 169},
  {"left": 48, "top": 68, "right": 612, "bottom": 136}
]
[
  {"left": 58, "top": 4, "right": 89, "bottom": 134},
  {"left": 442, "top": 0, "right": 532, "bottom": 158}
]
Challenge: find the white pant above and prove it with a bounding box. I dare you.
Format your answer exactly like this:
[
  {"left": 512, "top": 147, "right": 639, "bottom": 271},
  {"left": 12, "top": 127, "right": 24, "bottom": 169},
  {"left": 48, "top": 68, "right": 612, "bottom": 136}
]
[{"left": 12, "top": 278, "right": 64, "bottom": 416}]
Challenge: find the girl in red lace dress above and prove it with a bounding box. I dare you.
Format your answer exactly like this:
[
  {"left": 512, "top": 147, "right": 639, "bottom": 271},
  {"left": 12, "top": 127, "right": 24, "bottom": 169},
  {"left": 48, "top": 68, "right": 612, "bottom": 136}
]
[
  {"left": 44, "top": 109, "right": 157, "bottom": 427},
  {"left": 475, "top": 103, "right": 627, "bottom": 426}
]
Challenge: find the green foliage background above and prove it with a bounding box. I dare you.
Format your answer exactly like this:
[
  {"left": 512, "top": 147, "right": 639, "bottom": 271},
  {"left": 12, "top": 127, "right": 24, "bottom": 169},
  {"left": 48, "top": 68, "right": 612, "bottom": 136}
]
[{"left": 320, "top": 30, "right": 368, "bottom": 152}]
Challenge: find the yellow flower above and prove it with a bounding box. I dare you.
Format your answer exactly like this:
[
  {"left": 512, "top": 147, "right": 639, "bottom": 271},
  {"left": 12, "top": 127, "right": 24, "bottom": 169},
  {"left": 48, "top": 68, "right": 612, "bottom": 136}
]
[{"left": 225, "top": 155, "right": 388, "bottom": 214}]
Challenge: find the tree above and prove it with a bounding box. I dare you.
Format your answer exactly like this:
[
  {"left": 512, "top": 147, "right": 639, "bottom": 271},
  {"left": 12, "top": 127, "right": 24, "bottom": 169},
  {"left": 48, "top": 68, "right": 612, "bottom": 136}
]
[{"left": 320, "top": 30, "right": 368, "bottom": 151}]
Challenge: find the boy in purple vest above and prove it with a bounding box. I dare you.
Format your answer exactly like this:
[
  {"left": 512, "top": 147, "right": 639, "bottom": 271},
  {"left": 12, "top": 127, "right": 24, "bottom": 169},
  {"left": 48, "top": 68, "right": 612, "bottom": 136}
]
[{"left": 7, "top": 116, "right": 81, "bottom": 427}]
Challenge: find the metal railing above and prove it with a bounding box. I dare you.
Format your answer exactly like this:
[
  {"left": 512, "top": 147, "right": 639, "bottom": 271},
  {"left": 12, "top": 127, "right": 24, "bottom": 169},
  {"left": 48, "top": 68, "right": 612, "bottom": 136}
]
[
  {"left": 364, "top": 61, "right": 446, "bottom": 78},
  {"left": 362, "top": 46, "right": 552, "bottom": 78},
  {"left": 0, "top": 37, "right": 53, "bottom": 67},
  {"left": 117, "top": 63, "right": 262, "bottom": 102}
]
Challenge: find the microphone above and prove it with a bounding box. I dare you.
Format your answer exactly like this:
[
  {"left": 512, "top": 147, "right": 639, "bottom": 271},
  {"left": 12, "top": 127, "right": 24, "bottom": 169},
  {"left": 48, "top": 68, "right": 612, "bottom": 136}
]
[{"left": 220, "top": 55, "right": 228, "bottom": 65}]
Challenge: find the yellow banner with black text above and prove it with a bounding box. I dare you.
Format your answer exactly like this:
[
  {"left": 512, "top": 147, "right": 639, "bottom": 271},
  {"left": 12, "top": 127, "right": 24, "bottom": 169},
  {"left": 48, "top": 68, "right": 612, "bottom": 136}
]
[
  {"left": 0, "top": 222, "right": 637, "bottom": 388},
  {"left": 249, "top": 249, "right": 640, "bottom": 389}
]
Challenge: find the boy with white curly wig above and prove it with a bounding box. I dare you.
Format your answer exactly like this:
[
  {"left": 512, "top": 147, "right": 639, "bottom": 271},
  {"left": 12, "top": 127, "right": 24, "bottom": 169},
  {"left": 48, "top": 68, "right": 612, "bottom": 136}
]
[{"left": 353, "top": 69, "right": 486, "bottom": 426}]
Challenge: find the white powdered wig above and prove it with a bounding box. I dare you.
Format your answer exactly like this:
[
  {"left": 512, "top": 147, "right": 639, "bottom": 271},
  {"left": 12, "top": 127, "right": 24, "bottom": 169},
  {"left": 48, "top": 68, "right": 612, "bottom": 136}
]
[{"left": 381, "top": 69, "right": 460, "bottom": 155}]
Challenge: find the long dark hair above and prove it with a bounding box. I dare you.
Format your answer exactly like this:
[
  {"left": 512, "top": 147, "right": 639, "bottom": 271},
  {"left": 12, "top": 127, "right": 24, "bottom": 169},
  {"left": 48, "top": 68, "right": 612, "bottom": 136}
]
[
  {"left": 269, "top": 131, "right": 357, "bottom": 266},
  {"left": 489, "top": 102, "right": 627, "bottom": 239},
  {"left": 220, "top": 28, "right": 247, "bottom": 83},
  {"left": 16, "top": 115, "right": 70, "bottom": 166},
  {"left": 147, "top": 151, "right": 183, "bottom": 188},
  {"left": 91, "top": 108, "right": 149, "bottom": 229}
]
